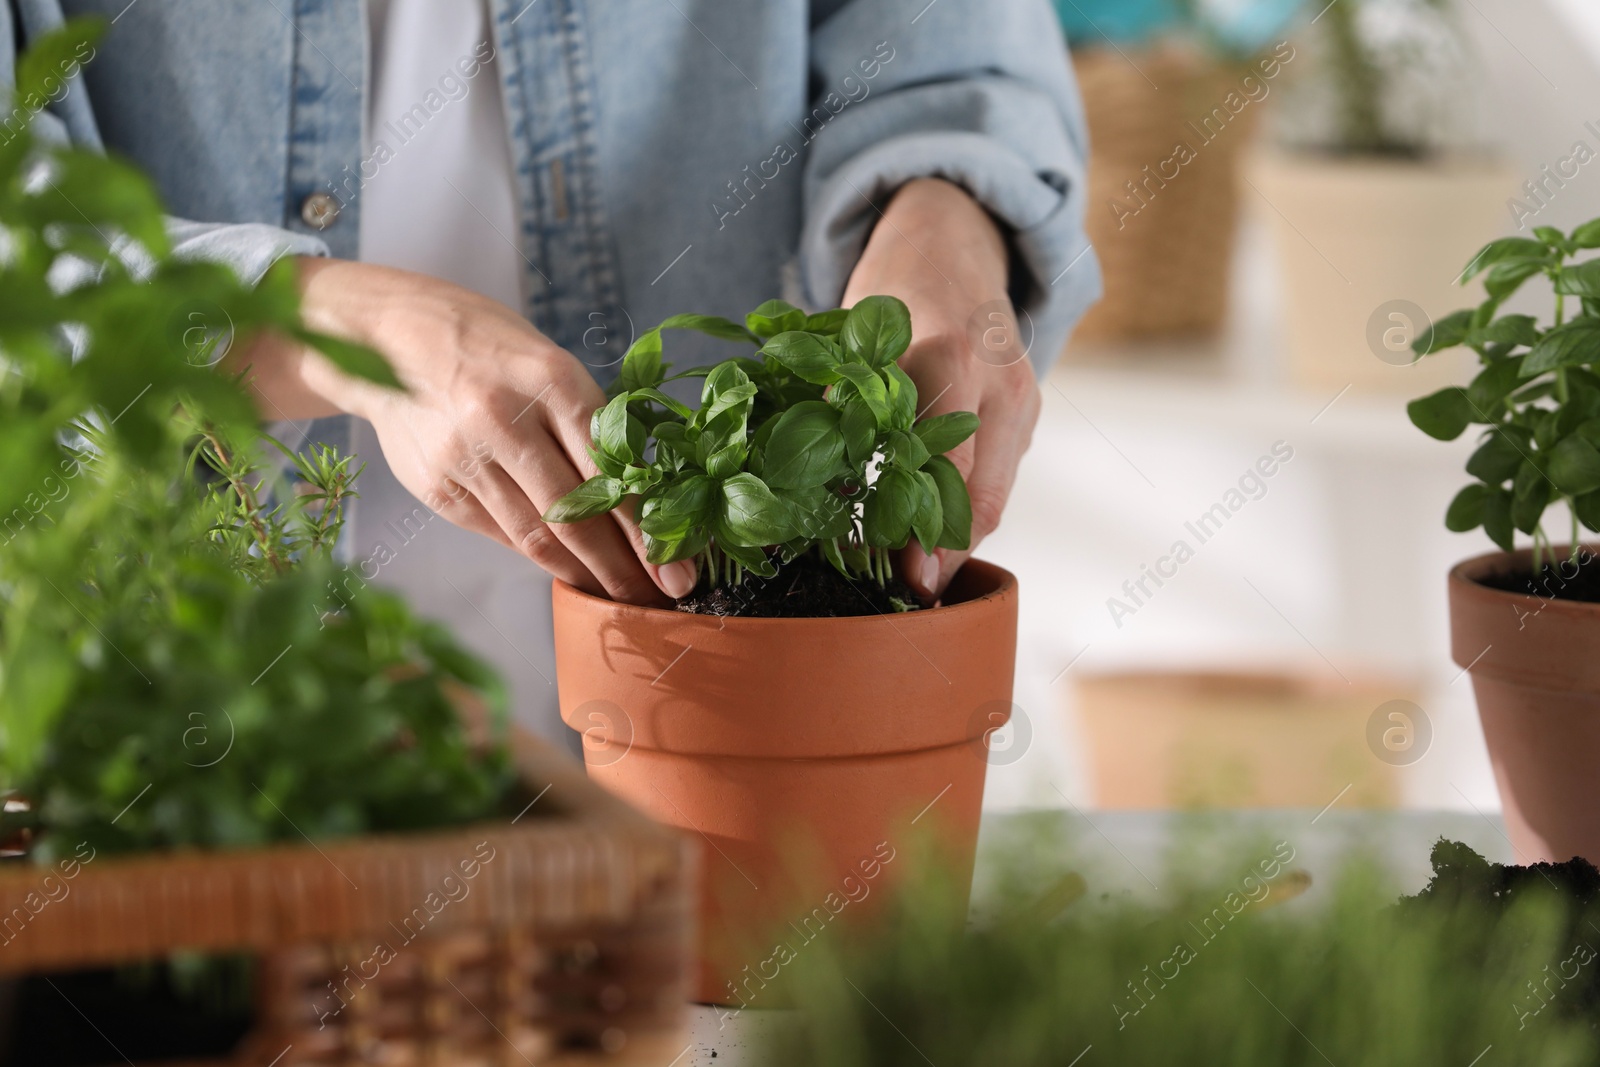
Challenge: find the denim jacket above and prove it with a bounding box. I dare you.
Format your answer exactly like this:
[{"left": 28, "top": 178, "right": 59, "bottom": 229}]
[{"left": 4, "top": 0, "right": 1098, "bottom": 375}]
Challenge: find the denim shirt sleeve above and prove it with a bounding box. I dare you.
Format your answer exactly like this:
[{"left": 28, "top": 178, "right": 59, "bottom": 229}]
[
  {"left": 5, "top": 0, "right": 330, "bottom": 286},
  {"left": 801, "top": 0, "right": 1100, "bottom": 375}
]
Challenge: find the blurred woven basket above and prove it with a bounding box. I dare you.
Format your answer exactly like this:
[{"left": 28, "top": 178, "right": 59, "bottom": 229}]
[
  {"left": 0, "top": 729, "right": 693, "bottom": 1066},
  {"left": 1071, "top": 45, "right": 1262, "bottom": 344}
]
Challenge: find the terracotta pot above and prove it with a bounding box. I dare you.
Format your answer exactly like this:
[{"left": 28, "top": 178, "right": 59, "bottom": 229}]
[
  {"left": 553, "top": 560, "right": 1018, "bottom": 1005},
  {"left": 1450, "top": 546, "right": 1600, "bottom": 864}
]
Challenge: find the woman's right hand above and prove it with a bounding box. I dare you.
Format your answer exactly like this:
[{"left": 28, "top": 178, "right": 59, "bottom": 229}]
[{"left": 231, "top": 257, "right": 696, "bottom": 605}]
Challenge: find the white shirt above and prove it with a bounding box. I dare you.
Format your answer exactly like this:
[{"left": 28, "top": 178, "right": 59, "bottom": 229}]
[{"left": 351, "top": 0, "right": 562, "bottom": 745}]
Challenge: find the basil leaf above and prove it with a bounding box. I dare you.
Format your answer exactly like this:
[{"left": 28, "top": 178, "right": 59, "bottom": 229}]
[
  {"left": 543, "top": 476, "right": 624, "bottom": 523},
  {"left": 910, "top": 470, "right": 942, "bottom": 554},
  {"left": 780, "top": 484, "right": 854, "bottom": 541},
  {"left": 885, "top": 430, "right": 929, "bottom": 472},
  {"left": 841, "top": 396, "right": 878, "bottom": 467},
  {"left": 1465, "top": 356, "right": 1524, "bottom": 414},
  {"left": 701, "top": 432, "right": 748, "bottom": 479},
  {"left": 762, "top": 332, "right": 844, "bottom": 385},
  {"left": 1548, "top": 435, "right": 1600, "bottom": 495},
  {"left": 1522, "top": 320, "right": 1600, "bottom": 377},
  {"left": 1535, "top": 226, "right": 1570, "bottom": 250},
  {"left": 1482, "top": 488, "right": 1515, "bottom": 551},
  {"left": 745, "top": 299, "right": 807, "bottom": 340},
  {"left": 863, "top": 467, "right": 918, "bottom": 548},
  {"left": 883, "top": 363, "right": 918, "bottom": 431},
  {"left": 639, "top": 475, "right": 716, "bottom": 540},
  {"left": 645, "top": 527, "right": 707, "bottom": 565},
  {"left": 913, "top": 412, "right": 980, "bottom": 456},
  {"left": 593, "top": 392, "right": 634, "bottom": 464},
  {"left": 763, "top": 401, "right": 846, "bottom": 490},
  {"left": 835, "top": 363, "right": 890, "bottom": 425},
  {"left": 652, "top": 421, "right": 692, "bottom": 461},
  {"left": 1573, "top": 219, "right": 1600, "bottom": 250},
  {"left": 587, "top": 444, "right": 625, "bottom": 479},
  {"left": 1555, "top": 260, "right": 1600, "bottom": 298},
  {"left": 1465, "top": 430, "right": 1525, "bottom": 485},
  {"left": 618, "top": 328, "right": 665, "bottom": 391},
  {"left": 1412, "top": 309, "right": 1474, "bottom": 357},
  {"left": 805, "top": 308, "right": 850, "bottom": 336},
  {"left": 1444, "top": 483, "right": 1485, "bottom": 533},
  {"left": 841, "top": 295, "right": 912, "bottom": 368},
  {"left": 628, "top": 387, "right": 693, "bottom": 421},
  {"left": 657, "top": 313, "right": 760, "bottom": 345},
  {"left": 719, "top": 473, "right": 794, "bottom": 546},
  {"left": 1511, "top": 459, "right": 1550, "bottom": 534},
  {"left": 622, "top": 464, "right": 659, "bottom": 495},
  {"left": 1406, "top": 387, "right": 1475, "bottom": 441},
  {"left": 1473, "top": 316, "right": 1540, "bottom": 348},
  {"left": 1459, "top": 238, "right": 1550, "bottom": 281},
  {"left": 1483, "top": 259, "right": 1546, "bottom": 302},
  {"left": 924, "top": 455, "right": 972, "bottom": 550},
  {"left": 701, "top": 382, "right": 758, "bottom": 427},
  {"left": 1577, "top": 489, "right": 1600, "bottom": 531}
]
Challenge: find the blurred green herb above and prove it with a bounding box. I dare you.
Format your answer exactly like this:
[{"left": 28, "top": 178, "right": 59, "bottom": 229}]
[
  {"left": 543, "top": 297, "right": 978, "bottom": 593},
  {"left": 781, "top": 833, "right": 1600, "bottom": 1066},
  {"left": 0, "top": 19, "right": 513, "bottom": 860}
]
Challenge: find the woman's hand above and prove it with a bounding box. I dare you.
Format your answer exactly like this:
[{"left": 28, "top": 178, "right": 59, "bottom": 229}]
[
  {"left": 230, "top": 258, "right": 696, "bottom": 605},
  {"left": 841, "top": 178, "right": 1041, "bottom": 600}
]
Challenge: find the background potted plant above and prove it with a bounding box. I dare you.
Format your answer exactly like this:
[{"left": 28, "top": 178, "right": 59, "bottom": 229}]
[
  {"left": 542, "top": 298, "right": 1018, "bottom": 1004},
  {"left": 1410, "top": 214, "right": 1600, "bottom": 865},
  {"left": 1057, "top": 0, "right": 1301, "bottom": 348},
  {"left": 1255, "top": 0, "right": 1512, "bottom": 393},
  {"left": 0, "top": 21, "right": 691, "bottom": 1062}
]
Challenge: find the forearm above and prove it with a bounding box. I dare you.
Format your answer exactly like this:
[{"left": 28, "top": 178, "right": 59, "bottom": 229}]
[{"left": 845, "top": 178, "right": 1009, "bottom": 322}]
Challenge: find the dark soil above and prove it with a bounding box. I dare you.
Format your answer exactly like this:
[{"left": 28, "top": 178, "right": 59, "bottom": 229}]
[
  {"left": 1479, "top": 552, "right": 1600, "bottom": 603},
  {"left": 676, "top": 551, "right": 924, "bottom": 618},
  {"left": 1402, "top": 839, "right": 1600, "bottom": 911}
]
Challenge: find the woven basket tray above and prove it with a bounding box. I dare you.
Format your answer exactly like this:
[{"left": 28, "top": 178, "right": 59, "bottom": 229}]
[
  {"left": 0, "top": 729, "right": 694, "bottom": 1066},
  {"left": 1071, "top": 44, "right": 1261, "bottom": 344}
]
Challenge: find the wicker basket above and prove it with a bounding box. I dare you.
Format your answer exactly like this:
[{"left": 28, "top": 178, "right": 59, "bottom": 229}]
[
  {"left": 0, "top": 729, "right": 694, "bottom": 1066},
  {"left": 1071, "top": 44, "right": 1262, "bottom": 344}
]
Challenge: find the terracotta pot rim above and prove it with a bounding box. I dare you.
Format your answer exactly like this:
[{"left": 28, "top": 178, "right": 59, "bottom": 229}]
[
  {"left": 553, "top": 558, "right": 1017, "bottom": 628},
  {"left": 1449, "top": 545, "right": 1600, "bottom": 616}
]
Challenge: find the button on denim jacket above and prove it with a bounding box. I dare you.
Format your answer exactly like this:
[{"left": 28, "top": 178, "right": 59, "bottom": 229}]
[{"left": 4, "top": 0, "right": 1099, "bottom": 382}]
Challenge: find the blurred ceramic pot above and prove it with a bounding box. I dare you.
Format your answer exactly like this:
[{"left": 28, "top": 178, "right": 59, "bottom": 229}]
[{"left": 1253, "top": 152, "right": 1513, "bottom": 394}]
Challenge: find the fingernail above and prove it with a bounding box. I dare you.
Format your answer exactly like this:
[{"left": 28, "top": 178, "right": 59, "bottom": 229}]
[
  {"left": 919, "top": 554, "right": 940, "bottom": 594},
  {"left": 660, "top": 560, "right": 697, "bottom": 599}
]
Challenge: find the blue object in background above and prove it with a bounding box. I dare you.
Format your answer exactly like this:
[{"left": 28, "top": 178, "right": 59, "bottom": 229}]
[
  {"left": 1054, "top": 0, "right": 1304, "bottom": 54},
  {"left": 1052, "top": 0, "right": 1178, "bottom": 46}
]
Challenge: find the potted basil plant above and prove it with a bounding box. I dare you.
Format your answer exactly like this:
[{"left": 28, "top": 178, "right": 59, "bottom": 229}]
[
  {"left": 542, "top": 297, "right": 1019, "bottom": 1003},
  {"left": 1410, "top": 215, "right": 1600, "bottom": 865}
]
